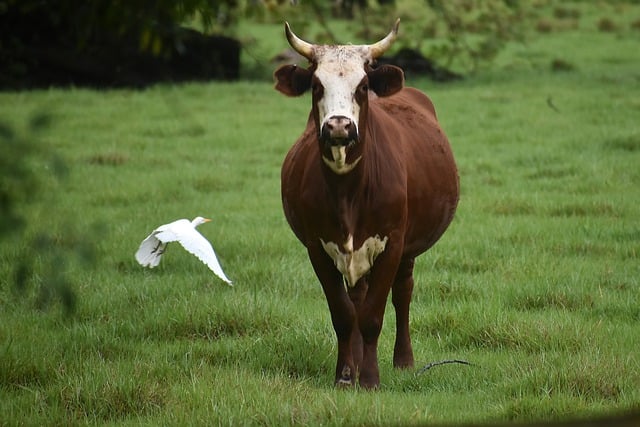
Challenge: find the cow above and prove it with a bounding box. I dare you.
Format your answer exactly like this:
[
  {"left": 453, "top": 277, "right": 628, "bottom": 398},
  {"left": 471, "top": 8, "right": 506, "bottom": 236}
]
[{"left": 274, "top": 19, "right": 459, "bottom": 389}]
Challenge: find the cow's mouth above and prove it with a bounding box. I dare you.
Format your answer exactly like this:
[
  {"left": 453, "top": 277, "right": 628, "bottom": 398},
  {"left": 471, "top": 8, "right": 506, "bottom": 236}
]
[
  {"left": 324, "top": 139, "right": 356, "bottom": 167},
  {"left": 322, "top": 140, "right": 362, "bottom": 174},
  {"left": 324, "top": 138, "right": 356, "bottom": 149}
]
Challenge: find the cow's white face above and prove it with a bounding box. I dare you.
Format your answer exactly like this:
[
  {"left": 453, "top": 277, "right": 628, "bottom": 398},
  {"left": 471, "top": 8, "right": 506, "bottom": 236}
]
[{"left": 313, "top": 46, "right": 370, "bottom": 142}]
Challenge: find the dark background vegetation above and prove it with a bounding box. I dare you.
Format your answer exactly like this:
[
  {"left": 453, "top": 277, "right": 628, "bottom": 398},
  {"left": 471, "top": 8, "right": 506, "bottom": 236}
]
[{"left": 0, "top": 0, "right": 529, "bottom": 89}]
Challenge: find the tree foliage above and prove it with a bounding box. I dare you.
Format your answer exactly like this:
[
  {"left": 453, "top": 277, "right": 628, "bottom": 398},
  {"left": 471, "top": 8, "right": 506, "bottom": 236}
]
[
  {"left": 0, "top": 0, "right": 229, "bottom": 50},
  {"left": 0, "top": 0, "right": 242, "bottom": 87},
  {"left": 420, "top": 0, "right": 528, "bottom": 72},
  {"left": 0, "top": 0, "right": 530, "bottom": 85},
  {"left": 258, "top": 0, "right": 530, "bottom": 74}
]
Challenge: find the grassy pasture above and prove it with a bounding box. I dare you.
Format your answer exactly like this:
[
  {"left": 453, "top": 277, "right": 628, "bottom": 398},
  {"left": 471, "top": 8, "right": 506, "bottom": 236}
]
[{"left": 1, "top": 2, "right": 640, "bottom": 425}]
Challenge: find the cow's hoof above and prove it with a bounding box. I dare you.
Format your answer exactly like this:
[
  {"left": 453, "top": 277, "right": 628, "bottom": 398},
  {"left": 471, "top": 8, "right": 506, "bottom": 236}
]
[
  {"left": 336, "top": 366, "right": 354, "bottom": 387},
  {"left": 358, "top": 379, "right": 380, "bottom": 390},
  {"left": 393, "top": 357, "right": 414, "bottom": 369},
  {"left": 393, "top": 345, "right": 414, "bottom": 369},
  {"left": 358, "top": 372, "right": 380, "bottom": 390}
]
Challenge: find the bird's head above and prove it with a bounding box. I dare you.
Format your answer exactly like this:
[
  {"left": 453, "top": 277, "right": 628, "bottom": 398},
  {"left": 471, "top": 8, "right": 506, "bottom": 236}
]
[{"left": 191, "top": 216, "right": 212, "bottom": 227}]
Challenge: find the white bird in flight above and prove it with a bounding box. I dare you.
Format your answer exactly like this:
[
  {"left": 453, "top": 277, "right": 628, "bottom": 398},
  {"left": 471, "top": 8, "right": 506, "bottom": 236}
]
[{"left": 135, "top": 216, "right": 232, "bottom": 285}]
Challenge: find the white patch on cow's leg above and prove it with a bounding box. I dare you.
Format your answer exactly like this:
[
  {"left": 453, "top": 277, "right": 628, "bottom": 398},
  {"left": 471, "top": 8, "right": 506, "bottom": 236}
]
[
  {"left": 337, "top": 366, "right": 353, "bottom": 386},
  {"left": 322, "top": 149, "right": 362, "bottom": 175},
  {"left": 321, "top": 234, "right": 388, "bottom": 287}
]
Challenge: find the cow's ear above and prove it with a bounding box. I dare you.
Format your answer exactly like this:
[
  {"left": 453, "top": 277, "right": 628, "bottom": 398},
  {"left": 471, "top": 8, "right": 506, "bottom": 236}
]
[
  {"left": 367, "top": 64, "right": 404, "bottom": 97},
  {"left": 274, "top": 64, "right": 312, "bottom": 97}
]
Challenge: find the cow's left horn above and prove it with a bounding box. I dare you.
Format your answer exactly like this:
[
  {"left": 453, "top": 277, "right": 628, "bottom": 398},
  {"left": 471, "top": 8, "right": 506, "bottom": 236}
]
[
  {"left": 369, "top": 18, "right": 400, "bottom": 59},
  {"left": 285, "top": 22, "right": 314, "bottom": 61}
]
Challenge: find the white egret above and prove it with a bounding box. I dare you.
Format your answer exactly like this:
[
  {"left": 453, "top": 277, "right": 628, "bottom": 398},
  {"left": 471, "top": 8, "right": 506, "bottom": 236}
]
[{"left": 135, "top": 216, "right": 232, "bottom": 285}]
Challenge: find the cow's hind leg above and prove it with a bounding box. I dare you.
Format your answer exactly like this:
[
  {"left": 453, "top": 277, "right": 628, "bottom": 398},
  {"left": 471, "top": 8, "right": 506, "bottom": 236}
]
[{"left": 392, "top": 258, "right": 415, "bottom": 368}]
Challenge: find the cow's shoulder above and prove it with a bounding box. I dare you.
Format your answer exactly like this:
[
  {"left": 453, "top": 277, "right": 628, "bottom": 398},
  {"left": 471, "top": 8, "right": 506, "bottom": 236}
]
[
  {"left": 402, "top": 87, "right": 436, "bottom": 113},
  {"left": 367, "top": 87, "right": 440, "bottom": 143},
  {"left": 373, "top": 87, "right": 436, "bottom": 117}
]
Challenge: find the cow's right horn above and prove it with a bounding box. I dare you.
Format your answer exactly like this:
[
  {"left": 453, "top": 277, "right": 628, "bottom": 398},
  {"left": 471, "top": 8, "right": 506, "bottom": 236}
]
[
  {"left": 285, "top": 22, "right": 314, "bottom": 61},
  {"left": 369, "top": 18, "right": 400, "bottom": 59}
]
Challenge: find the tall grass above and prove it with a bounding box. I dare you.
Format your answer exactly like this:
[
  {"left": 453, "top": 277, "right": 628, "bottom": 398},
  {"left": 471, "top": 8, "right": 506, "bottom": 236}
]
[{"left": 1, "top": 2, "right": 639, "bottom": 425}]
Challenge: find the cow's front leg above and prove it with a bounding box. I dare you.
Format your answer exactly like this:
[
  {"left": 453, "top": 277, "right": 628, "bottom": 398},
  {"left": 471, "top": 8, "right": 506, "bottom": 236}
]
[
  {"left": 357, "top": 243, "right": 403, "bottom": 389},
  {"left": 308, "top": 245, "right": 357, "bottom": 386},
  {"left": 347, "top": 279, "right": 368, "bottom": 373}
]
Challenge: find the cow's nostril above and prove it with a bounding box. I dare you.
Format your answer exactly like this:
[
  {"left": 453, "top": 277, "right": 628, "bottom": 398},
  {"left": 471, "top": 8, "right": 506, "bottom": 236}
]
[{"left": 322, "top": 116, "right": 357, "bottom": 143}]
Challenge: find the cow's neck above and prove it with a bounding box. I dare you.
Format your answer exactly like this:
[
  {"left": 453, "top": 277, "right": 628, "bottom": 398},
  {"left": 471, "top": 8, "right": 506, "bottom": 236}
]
[
  {"left": 321, "top": 150, "right": 366, "bottom": 197},
  {"left": 317, "top": 135, "right": 392, "bottom": 287},
  {"left": 321, "top": 144, "right": 372, "bottom": 236},
  {"left": 320, "top": 147, "right": 392, "bottom": 288}
]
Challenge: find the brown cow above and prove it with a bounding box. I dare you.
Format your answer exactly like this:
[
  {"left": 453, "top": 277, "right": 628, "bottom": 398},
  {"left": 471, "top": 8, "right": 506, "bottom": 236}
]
[{"left": 275, "top": 19, "right": 459, "bottom": 388}]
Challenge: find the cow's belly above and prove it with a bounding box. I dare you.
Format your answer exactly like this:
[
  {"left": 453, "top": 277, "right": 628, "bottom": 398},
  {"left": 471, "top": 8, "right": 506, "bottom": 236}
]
[{"left": 320, "top": 234, "right": 388, "bottom": 287}]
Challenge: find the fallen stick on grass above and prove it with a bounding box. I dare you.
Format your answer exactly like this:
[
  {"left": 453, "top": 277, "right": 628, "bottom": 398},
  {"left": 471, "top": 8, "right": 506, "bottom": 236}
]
[{"left": 416, "top": 359, "right": 474, "bottom": 375}]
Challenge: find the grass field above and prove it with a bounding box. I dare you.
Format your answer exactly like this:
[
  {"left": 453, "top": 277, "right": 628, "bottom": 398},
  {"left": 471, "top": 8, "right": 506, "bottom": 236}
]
[{"left": 1, "top": 2, "right": 639, "bottom": 425}]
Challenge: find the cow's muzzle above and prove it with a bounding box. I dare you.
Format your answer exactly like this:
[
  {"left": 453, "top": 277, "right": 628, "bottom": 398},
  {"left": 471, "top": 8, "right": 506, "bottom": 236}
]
[{"left": 321, "top": 115, "right": 358, "bottom": 145}]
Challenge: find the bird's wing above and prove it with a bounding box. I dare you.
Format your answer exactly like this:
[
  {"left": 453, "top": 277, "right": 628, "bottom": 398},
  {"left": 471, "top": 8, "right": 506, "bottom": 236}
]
[
  {"left": 135, "top": 233, "right": 168, "bottom": 268},
  {"left": 157, "top": 222, "right": 233, "bottom": 285},
  {"left": 152, "top": 219, "right": 190, "bottom": 243}
]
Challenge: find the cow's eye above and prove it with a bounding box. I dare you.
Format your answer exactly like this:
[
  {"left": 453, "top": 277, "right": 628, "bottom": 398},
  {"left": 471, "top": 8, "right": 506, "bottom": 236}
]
[{"left": 360, "top": 84, "right": 368, "bottom": 93}]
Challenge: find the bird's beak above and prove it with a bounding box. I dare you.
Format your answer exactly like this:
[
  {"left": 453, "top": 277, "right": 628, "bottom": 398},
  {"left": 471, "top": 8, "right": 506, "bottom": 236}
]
[{"left": 203, "top": 218, "right": 212, "bottom": 223}]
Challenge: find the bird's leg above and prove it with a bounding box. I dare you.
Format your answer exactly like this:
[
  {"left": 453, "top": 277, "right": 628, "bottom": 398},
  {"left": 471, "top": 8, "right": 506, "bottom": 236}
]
[{"left": 151, "top": 241, "right": 164, "bottom": 255}]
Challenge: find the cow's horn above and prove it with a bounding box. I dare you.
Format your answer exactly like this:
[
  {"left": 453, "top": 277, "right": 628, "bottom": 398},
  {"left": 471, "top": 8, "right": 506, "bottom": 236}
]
[
  {"left": 285, "top": 22, "right": 314, "bottom": 61},
  {"left": 369, "top": 18, "right": 400, "bottom": 59}
]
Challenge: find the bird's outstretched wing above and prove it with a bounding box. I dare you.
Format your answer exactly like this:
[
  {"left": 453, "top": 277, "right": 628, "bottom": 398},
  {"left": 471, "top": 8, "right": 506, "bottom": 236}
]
[
  {"left": 135, "top": 233, "right": 168, "bottom": 267},
  {"left": 155, "top": 220, "right": 233, "bottom": 285}
]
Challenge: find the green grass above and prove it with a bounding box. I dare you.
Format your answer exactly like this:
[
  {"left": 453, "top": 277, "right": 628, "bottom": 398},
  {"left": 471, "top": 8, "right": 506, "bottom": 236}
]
[{"left": 1, "top": 2, "right": 640, "bottom": 425}]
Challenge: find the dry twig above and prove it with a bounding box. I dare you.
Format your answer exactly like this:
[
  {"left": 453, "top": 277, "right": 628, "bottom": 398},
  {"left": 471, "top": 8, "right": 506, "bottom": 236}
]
[{"left": 416, "top": 359, "right": 474, "bottom": 375}]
